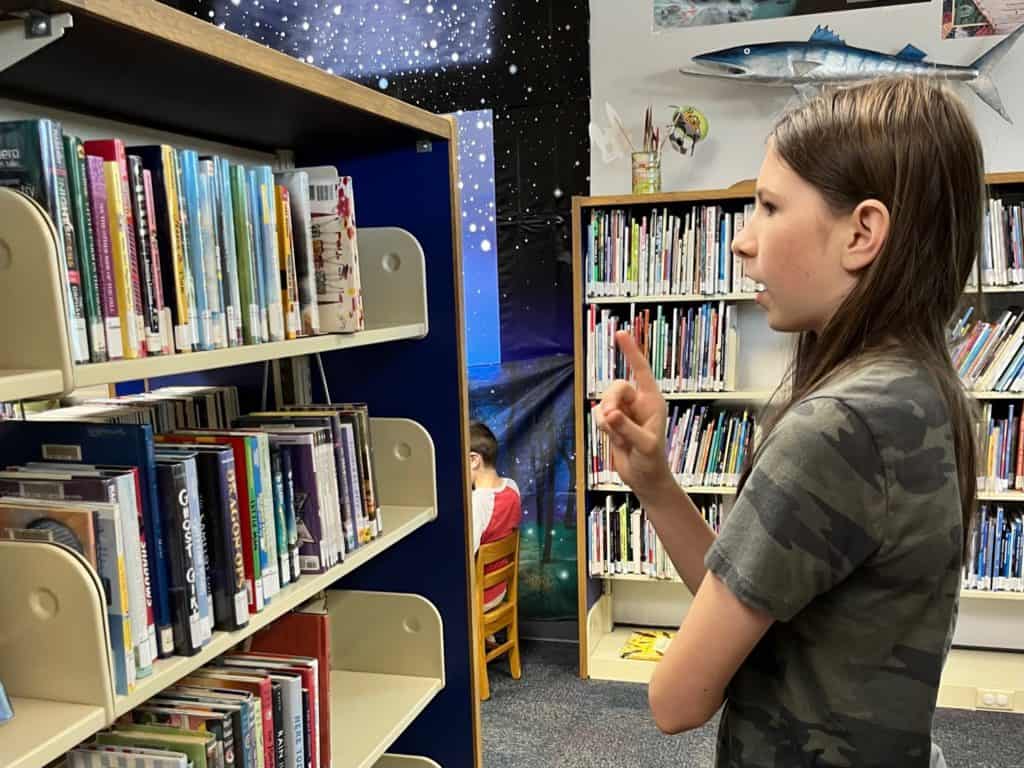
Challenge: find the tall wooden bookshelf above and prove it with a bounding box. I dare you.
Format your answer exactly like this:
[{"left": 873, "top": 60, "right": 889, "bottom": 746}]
[
  {"left": 572, "top": 176, "right": 1024, "bottom": 714},
  {"left": 0, "top": 2, "right": 480, "bottom": 767}
]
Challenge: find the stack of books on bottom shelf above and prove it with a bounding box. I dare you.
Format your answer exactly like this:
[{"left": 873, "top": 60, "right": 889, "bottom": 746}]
[
  {"left": 587, "top": 493, "right": 722, "bottom": 580},
  {"left": 62, "top": 609, "right": 330, "bottom": 768},
  {"left": 964, "top": 503, "right": 1024, "bottom": 593},
  {"left": 0, "top": 386, "right": 383, "bottom": 698}
]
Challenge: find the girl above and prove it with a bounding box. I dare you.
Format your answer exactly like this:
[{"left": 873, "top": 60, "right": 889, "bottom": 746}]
[{"left": 593, "top": 77, "right": 981, "bottom": 767}]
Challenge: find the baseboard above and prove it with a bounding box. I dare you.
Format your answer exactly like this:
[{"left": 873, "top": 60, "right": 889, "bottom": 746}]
[{"left": 519, "top": 619, "right": 579, "bottom": 643}]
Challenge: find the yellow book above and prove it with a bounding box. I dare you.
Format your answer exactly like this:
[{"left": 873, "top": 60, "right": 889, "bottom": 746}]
[
  {"left": 104, "top": 161, "right": 141, "bottom": 359},
  {"left": 275, "top": 185, "right": 301, "bottom": 340}
]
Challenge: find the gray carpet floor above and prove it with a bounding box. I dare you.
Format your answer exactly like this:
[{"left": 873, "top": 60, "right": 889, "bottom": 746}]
[{"left": 481, "top": 639, "right": 1024, "bottom": 768}]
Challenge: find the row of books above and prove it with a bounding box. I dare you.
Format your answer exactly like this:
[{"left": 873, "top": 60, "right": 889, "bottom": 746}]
[
  {"left": 587, "top": 404, "right": 755, "bottom": 489},
  {"left": 0, "top": 386, "right": 381, "bottom": 696},
  {"left": 0, "top": 118, "right": 364, "bottom": 365},
  {"left": 950, "top": 306, "right": 1024, "bottom": 392},
  {"left": 584, "top": 204, "right": 757, "bottom": 298},
  {"left": 964, "top": 504, "right": 1024, "bottom": 592},
  {"left": 586, "top": 494, "right": 723, "bottom": 579},
  {"left": 585, "top": 301, "right": 739, "bottom": 395},
  {"left": 977, "top": 197, "right": 1024, "bottom": 288},
  {"left": 61, "top": 608, "right": 331, "bottom": 768},
  {"left": 976, "top": 402, "right": 1024, "bottom": 493}
]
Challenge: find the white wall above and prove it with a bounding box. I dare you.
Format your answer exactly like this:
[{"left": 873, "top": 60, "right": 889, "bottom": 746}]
[{"left": 590, "top": 0, "right": 1024, "bottom": 194}]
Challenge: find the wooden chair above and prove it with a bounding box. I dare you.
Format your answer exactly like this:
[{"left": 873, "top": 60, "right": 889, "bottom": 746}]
[{"left": 475, "top": 529, "right": 522, "bottom": 700}]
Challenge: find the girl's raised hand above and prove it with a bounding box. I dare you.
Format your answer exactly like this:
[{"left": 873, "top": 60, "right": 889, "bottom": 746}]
[{"left": 593, "top": 330, "right": 672, "bottom": 494}]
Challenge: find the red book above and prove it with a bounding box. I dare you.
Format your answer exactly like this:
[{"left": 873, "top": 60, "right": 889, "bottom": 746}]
[
  {"left": 84, "top": 138, "right": 146, "bottom": 356},
  {"left": 249, "top": 608, "right": 331, "bottom": 768}
]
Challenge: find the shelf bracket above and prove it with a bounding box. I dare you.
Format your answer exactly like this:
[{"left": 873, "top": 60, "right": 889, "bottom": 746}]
[{"left": 0, "top": 12, "right": 73, "bottom": 75}]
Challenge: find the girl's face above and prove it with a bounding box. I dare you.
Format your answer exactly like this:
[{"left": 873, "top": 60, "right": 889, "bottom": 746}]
[{"left": 732, "top": 141, "right": 859, "bottom": 334}]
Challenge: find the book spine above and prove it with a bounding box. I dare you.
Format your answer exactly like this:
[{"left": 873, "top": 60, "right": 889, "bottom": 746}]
[
  {"left": 113, "top": 473, "right": 153, "bottom": 678},
  {"left": 157, "top": 462, "right": 203, "bottom": 655},
  {"left": 45, "top": 121, "right": 91, "bottom": 363},
  {"left": 142, "top": 169, "right": 173, "bottom": 355},
  {"left": 248, "top": 169, "right": 270, "bottom": 342},
  {"left": 279, "top": 444, "right": 301, "bottom": 582},
  {"left": 259, "top": 167, "right": 285, "bottom": 342},
  {"left": 269, "top": 445, "right": 293, "bottom": 586},
  {"left": 198, "top": 158, "right": 228, "bottom": 349},
  {"left": 182, "top": 456, "right": 214, "bottom": 642},
  {"left": 103, "top": 161, "right": 142, "bottom": 359},
  {"left": 128, "top": 155, "right": 163, "bottom": 355},
  {"left": 64, "top": 135, "right": 107, "bottom": 362},
  {"left": 215, "top": 157, "right": 243, "bottom": 347},
  {"left": 219, "top": 451, "right": 251, "bottom": 629},
  {"left": 180, "top": 150, "right": 213, "bottom": 350},
  {"left": 84, "top": 155, "right": 124, "bottom": 359},
  {"left": 232, "top": 165, "right": 261, "bottom": 345},
  {"left": 276, "top": 185, "right": 301, "bottom": 340}
]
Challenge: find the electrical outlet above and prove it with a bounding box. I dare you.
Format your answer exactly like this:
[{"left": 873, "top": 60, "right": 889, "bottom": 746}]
[{"left": 976, "top": 688, "right": 1015, "bottom": 711}]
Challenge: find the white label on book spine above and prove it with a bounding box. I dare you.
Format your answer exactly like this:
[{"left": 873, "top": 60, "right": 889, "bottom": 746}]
[
  {"left": 71, "top": 319, "right": 89, "bottom": 363},
  {"left": 235, "top": 588, "right": 249, "bottom": 626},
  {"left": 291, "top": 548, "right": 300, "bottom": 577},
  {"left": 227, "top": 306, "right": 238, "bottom": 345},
  {"left": 89, "top": 321, "right": 106, "bottom": 356},
  {"left": 269, "top": 304, "right": 285, "bottom": 341},
  {"left": 249, "top": 306, "right": 262, "bottom": 341},
  {"left": 146, "top": 331, "right": 162, "bottom": 354},
  {"left": 106, "top": 318, "right": 124, "bottom": 359},
  {"left": 174, "top": 323, "right": 191, "bottom": 353},
  {"left": 201, "top": 314, "right": 213, "bottom": 349},
  {"left": 189, "top": 614, "right": 202, "bottom": 649},
  {"left": 287, "top": 307, "right": 300, "bottom": 336},
  {"left": 157, "top": 627, "right": 169, "bottom": 657}
]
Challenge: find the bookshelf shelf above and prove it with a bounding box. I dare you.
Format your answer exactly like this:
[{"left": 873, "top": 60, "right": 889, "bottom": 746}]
[
  {"left": 114, "top": 503, "right": 436, "bottom": 717},
  {"left": 590, "top": 482, "right": 737, "bottom": 496},
  {"left": 588, "top": 624, "right": 661, "bottom": 685},
  {"left": 333, "top": 672, "right": 444, "bottom": 768},
  {"left": 0, "top": 369, "right": 64, "bottom": 403},
  {"left": 74, "top": 324, "right": 426, "bottom": 388},
  {"left": 585, "top": 292, "right": 757, "bottom": 305},
  {"left": 599, "top": 573, "right": 685, "bottom": 584},
  {"left": 375, "top": 757, "right": 443, "bottom": 768},
  {"left": 977, "top": 491, "right": 1024, "bottom": 502},
  {"left": 939, "top": 648, "right": 1024, "bottom": 714},
  {"left": 960, "top": 590, "right": 1024, "bottom": 601},
  {"left": 588, "top": 390, "right": 772, "bottom": 403},
  {"left": 971, "top": 391, "right": 1024, "bottom": 400},
  {"left": 976, "top": 285, "right": 1024, "bottom": 294},
  {"left": 0, "top": 698, "right": 108, "bottom": 768},
  {"left": 326, "top": 589, "right": 445, "bottom": 768}
]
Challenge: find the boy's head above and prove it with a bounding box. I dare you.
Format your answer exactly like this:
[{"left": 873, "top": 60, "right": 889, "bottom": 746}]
[{"left": 469, "top": 420, "right": 498, "bottom": 482}]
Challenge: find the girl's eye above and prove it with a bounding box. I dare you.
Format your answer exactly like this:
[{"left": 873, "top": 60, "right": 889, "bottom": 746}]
[{"left": 759, "top": 200, "right": 776, "bottom": 215}]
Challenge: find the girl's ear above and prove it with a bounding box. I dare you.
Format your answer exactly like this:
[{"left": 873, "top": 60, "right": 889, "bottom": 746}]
[{"left": 842, "top": 199, "right": 890, "bottom": 273}]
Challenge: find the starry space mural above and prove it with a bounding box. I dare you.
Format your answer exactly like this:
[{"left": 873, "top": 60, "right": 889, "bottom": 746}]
[{"left": 164, "top": 0, "right": 589, "bottom": 627}]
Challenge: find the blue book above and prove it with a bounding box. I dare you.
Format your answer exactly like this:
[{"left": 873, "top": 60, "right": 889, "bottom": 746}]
[
  {"left": 247, "top": 170, "right": 269, "bottom": 343},
  {"left": 257, "top": 166, "right": 285, "bottom": 342},
  {"left": 178, "top": 149, "right": 212, "bottom": 350},
  {"left": 213, "top": 157, "right": 243, "bottom": 347},
  {"left": 197, "top": 159, "right": 227, "bottom": 349},
  {"left": 0, "top": 420, "right": 174, "bottom": 657}
]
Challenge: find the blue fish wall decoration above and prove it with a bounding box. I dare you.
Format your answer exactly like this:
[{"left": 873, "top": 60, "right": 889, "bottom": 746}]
[{"left": 683, "top": 24, "right": 1024, "bottom": 123}]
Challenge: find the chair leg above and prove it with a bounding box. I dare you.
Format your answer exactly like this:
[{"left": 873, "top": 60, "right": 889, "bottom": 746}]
[
  {"left": 478, "top": 622, "right": 491, "bottom": 700},
  {"left": 509, "top": 610, "right": 522, "bottom": 680}
]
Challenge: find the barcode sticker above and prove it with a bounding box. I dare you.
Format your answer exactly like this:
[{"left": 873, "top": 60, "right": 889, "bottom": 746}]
[
  {"left": 269, "top": 304, "right": 285, "bottom": 341},
  {"left": 90, "top": 321, "right": 106, "bottom": 355},
  {"left": 287, "top": 307, "right": 300, "bottom": 336},
  {"left": 189, "top": 614, "right": 202, "bottom": 649},
  {"left": 226, "top": 306, "right": 238, "bottom": 345},
  {"left": 311, "top": 183, "right": 335, "bottom": 202},
  {"left": 146, "top": 331, "right": 161, "bottom": 354},
  {"left": 235, "top": 589, "right": 250, "bottom": 626}
]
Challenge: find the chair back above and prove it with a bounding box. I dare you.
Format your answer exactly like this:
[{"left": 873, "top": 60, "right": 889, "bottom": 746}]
[{"left": 475, "top": 529, "right": 519, "bottom": 606}]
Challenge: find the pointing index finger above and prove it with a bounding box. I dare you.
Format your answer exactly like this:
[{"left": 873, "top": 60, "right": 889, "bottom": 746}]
[{"left": 615, "top": 330, "right": 657, "bottom": 392}]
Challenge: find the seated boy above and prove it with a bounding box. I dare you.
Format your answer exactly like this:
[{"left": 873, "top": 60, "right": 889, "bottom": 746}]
[{"left": 469, "top": 420, "right": 522, "bottom": 612}]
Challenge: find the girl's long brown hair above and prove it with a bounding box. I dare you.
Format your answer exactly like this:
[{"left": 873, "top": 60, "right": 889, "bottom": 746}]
[{"left": 741, "top": 77, "right": 982, "bottom": 548}]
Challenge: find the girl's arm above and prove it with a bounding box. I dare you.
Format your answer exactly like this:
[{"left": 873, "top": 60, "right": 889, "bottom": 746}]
[
  {"left": 630, "top": 471, "right": 716, "bottom": 594},
  {"left": 649, "top": 572, "right": 773, "bottom": 733}
]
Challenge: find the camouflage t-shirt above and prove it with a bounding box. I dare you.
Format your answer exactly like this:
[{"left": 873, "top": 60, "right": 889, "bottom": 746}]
[{"left": 705, "top": 358, "right": 963, "bottom": 768}]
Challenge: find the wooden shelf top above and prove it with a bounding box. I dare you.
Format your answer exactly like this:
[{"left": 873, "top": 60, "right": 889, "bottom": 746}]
[
  {"left": 960, "top": 590, "right": 1024, "bottom": 601},
  {"left": 977, "top": 491, "right": 1024, "bottom": 502},
  {"left": 73, "top": 323, "right": 426, "bottom": 388},
  {"left": 112, "top": 504, "right": 434, "bottom": 718},
  {"left": 590, "top": 482, "right": 737, "bottom": 495},
  {"left": 574, "top": 180, "right": 756, "bottom": 209},
  {"left": 0, "top": 0, "right": 452, "bottom": 152}
]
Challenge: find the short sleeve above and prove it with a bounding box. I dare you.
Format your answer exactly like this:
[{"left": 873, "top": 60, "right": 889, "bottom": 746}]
[
  {"left": 705, "top": 396, "right": 888, "bottom": 622},
  {"left": 471, "top": 489, "right": 491, "bottom": 554}
]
